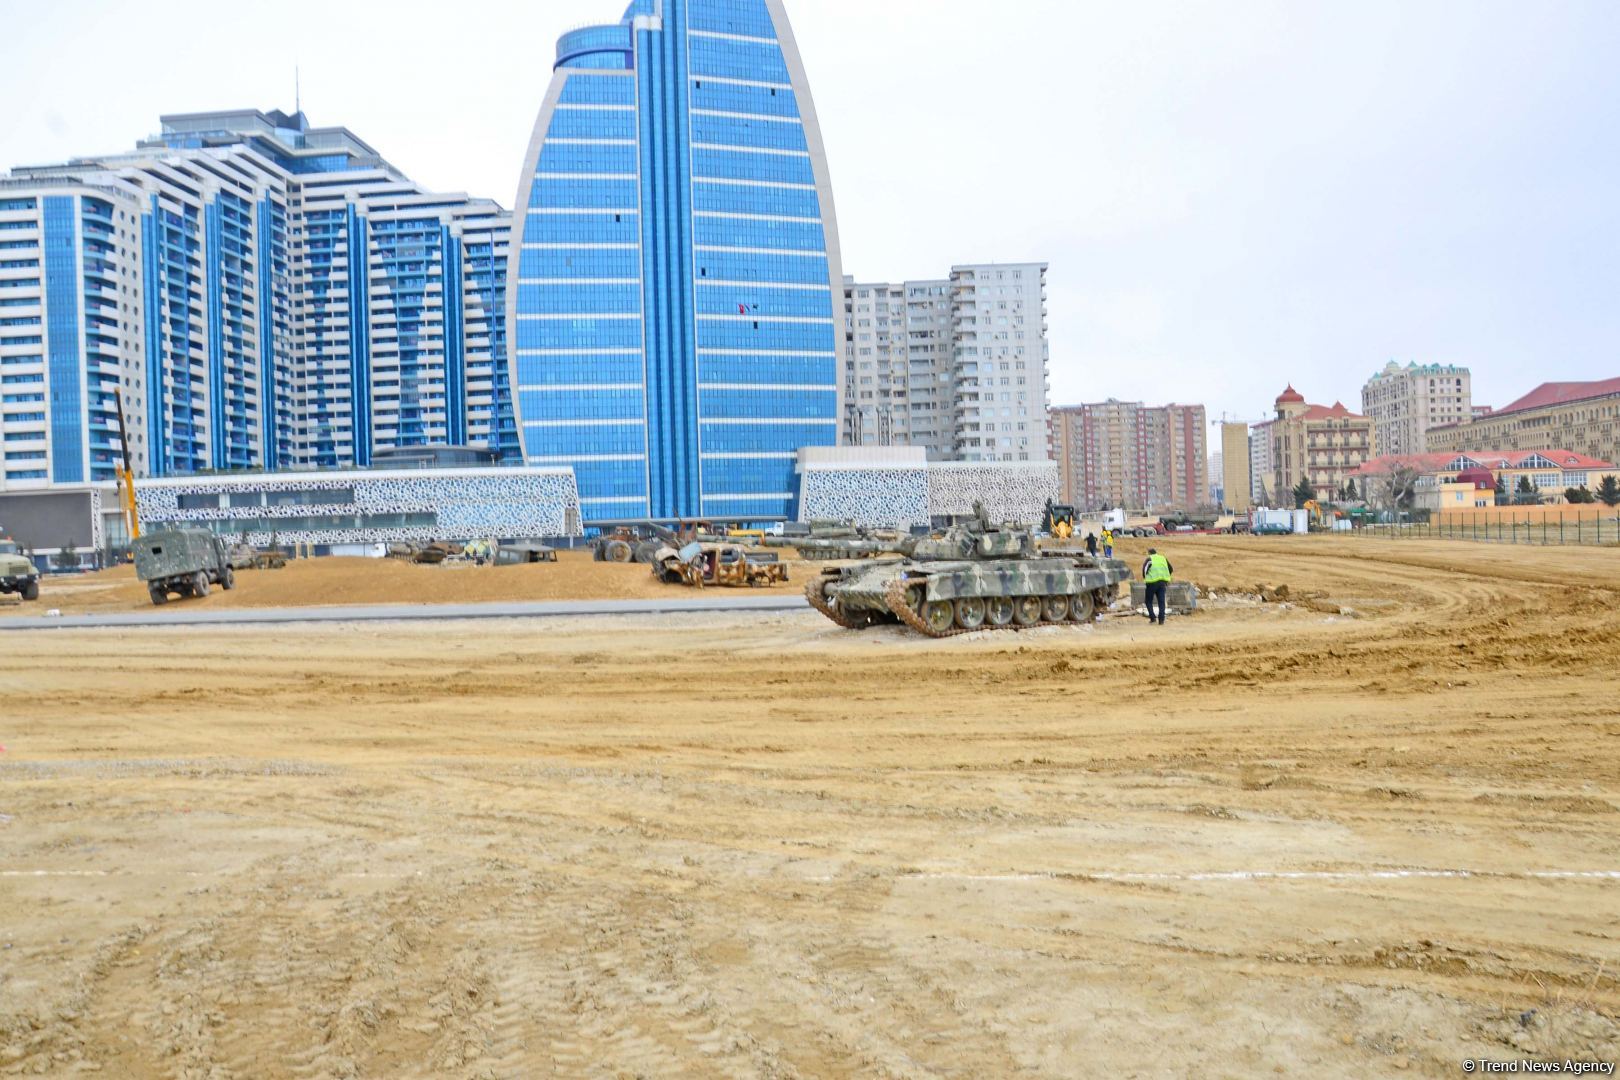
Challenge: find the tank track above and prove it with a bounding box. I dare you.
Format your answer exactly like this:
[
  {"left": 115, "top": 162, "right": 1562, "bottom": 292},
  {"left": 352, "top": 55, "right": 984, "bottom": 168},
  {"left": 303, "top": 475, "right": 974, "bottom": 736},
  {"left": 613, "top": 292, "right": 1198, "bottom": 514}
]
[
  {"left": 805, "top": 577, "right": 870, "bottom": 629},
  {"left": 883, "top": 577, "right": 1102, "bottom": 639}
]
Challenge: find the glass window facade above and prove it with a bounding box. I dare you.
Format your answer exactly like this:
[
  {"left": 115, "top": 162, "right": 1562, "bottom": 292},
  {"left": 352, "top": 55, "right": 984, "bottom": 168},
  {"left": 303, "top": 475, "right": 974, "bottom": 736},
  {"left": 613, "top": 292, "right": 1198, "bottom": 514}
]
[{"left": 512, "top": 0, "right": 841, "bottom": 521}]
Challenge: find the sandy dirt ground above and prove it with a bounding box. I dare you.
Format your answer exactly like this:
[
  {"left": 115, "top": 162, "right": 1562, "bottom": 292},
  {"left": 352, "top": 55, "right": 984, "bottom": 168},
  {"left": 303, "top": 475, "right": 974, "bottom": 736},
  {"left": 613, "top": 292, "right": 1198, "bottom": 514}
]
[
  {"left": 1, "top": 536, "right": 1617, "bottom": 1077},
  {"left": 0, "top": 548, "right": 809, "bottom": 618}
]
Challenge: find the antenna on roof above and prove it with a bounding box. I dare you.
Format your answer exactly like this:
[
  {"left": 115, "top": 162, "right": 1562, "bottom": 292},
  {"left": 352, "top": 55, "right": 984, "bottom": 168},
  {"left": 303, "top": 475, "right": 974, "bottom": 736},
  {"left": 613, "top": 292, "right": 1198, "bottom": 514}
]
[{"left": 295, "top": 64, "right": 302, "bottom": 116}]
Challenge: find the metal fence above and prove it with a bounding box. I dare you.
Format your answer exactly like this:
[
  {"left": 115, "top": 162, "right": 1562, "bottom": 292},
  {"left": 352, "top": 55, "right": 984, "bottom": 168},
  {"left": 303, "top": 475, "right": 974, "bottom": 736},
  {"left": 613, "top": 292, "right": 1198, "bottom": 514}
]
[{"left": 1358, "top": 510, "right": 1620, "bottom": 546}]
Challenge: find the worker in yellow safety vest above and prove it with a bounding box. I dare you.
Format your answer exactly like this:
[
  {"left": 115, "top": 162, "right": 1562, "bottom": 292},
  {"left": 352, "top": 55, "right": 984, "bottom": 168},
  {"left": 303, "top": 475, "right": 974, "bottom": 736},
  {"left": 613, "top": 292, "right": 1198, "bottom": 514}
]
[
  {"left": 1100, "top": 527, "right": 1114, "bottom": 559},
  {"left": 1141, "top": 547, "right": 1173, "bottom": 625}
]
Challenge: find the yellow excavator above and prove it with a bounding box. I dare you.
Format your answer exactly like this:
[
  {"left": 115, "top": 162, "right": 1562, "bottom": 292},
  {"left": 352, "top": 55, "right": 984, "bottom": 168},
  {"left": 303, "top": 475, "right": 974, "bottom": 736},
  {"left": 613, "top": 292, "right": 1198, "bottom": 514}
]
[{"left": 1044, "top": 501, "right": 1076, "bottom": 540}]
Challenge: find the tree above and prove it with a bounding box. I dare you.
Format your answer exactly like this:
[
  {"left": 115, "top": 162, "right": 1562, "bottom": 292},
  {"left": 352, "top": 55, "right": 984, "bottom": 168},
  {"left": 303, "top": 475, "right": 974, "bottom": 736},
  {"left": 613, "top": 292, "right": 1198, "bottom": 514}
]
[
  {"left": 1343, "top": 477, "right": 1358, "bottom": 501},
  {"left": 52, "top": 543, "right": 80, "bottom": 570},
  {"left": 1494, "top": 474, "right": 1508, "bottom": 502},
  {"left": 1371, "top": 466, "right": 1419, "bottom": 512},
  {"left": 1599, "top": 475, "right": 1620, "bottom": 507},
  {"left": 1292, "top": 476, "right": 1316, "bottom": 508},
  {"left": 1256, "top": 482, "right": 1272, "bottom": 507},
  {"left": 1513, "top": 475, "right": 1541, "bottom": 506},
  {"left": 1564, "top": 486, "right": 1595, "bottom": 505}
]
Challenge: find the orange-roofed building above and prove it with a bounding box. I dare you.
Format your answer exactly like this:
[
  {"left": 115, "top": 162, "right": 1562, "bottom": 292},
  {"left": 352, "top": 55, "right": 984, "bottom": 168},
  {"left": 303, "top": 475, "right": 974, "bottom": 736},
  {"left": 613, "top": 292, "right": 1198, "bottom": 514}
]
[
  {"left": 1426, "top": 377, "right": 1620, "bottom": 464},
  {"left": 1269, "top": 387, "right": 1374, "bottom": 502},
  {"left": 1348, "top": 449, "right": 1616, "bottom": 506}
]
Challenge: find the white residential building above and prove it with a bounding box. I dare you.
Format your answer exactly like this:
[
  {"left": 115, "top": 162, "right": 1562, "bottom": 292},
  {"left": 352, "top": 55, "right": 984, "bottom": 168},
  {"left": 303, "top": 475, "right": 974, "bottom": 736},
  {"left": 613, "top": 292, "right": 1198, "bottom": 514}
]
[
  {"left": 842, "top": 262, "right": 1050, "bottom": 462},
  {"left": 1361, "top": 360, "right": 1473, "bottom": 457}
]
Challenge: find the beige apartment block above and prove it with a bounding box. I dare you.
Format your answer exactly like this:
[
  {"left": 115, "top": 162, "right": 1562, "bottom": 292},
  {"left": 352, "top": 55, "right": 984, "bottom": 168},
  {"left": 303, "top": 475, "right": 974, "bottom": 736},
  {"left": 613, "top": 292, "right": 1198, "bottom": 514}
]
[
  {"left": 1221, "top": 421, "right": 1252, "bottom": 512},
  {"left": 1361, "top": 361, "right": 1472, "bottom": 456},
  {"left": 1270, "top": 386, "right": 1374, "bottom": 501}
]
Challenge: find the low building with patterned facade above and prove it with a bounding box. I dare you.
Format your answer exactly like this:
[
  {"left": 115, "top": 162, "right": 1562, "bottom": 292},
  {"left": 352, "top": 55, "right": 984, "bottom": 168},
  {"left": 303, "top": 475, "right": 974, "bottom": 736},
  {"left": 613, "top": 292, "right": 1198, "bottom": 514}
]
[
  {"left": 794, "top": 446, "right": 1057, "bottom": 529},
  {"left": 1269, "top": 385, "right": 1373, "bottom": 501},
  {"left": 1426, "top": 377, "right": 1620, "bottom": 465},
  {"left": 134, "top": 466, "right": 582, "bottom": 548}
]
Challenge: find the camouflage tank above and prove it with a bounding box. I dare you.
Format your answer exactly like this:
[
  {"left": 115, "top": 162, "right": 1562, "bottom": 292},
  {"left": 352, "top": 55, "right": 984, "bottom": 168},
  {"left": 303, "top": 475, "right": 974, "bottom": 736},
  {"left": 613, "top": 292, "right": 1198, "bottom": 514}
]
[{"left": 806, "top": 505, "right": 1132, "bottom": 637}]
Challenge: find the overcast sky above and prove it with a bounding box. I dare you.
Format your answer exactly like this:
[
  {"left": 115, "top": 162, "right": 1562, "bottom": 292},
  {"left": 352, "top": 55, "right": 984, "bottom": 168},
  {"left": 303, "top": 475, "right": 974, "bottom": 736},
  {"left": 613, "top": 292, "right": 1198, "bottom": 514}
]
[{"left": 5, "top": 0, "right": 1617, "bottom": 424}]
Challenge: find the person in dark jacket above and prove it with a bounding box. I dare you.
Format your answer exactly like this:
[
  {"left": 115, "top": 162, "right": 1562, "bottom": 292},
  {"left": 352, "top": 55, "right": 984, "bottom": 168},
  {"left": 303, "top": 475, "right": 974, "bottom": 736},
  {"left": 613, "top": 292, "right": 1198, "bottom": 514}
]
[
  {"left": 1084, "top": 532, "right": 1098, "bottom": 557},
  {"left": 1142, "top": 548, "right": 1173, "bottom": 625}
]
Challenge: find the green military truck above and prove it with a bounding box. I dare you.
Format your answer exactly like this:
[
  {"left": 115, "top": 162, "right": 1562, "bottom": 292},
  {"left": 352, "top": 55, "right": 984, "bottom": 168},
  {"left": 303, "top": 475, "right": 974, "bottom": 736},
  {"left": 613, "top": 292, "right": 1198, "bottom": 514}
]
[
  {"left": 134, "top": 528, "right": 235, "bottom": 605},
  {"left": 0, "top": 537, "right": 40, "bottom": 602}
]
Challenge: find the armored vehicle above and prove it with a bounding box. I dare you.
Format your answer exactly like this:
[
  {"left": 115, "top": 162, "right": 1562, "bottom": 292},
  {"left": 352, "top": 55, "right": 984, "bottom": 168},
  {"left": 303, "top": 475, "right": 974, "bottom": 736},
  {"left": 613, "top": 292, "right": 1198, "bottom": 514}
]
[
  {"left": 493, "top": 540, "right": 558, "bottom": 565},
  {"left": 134, "top": 529, "right": 235, "bottom": 605},
  {"left": 763, "top": 520, "right": 901, "bottom": 560},
  {"left": 0, "top": 538, "right": 40, "bottom": 602},
  {"left": 807, "top": 504, "right": 1132, "bottom": 637}
]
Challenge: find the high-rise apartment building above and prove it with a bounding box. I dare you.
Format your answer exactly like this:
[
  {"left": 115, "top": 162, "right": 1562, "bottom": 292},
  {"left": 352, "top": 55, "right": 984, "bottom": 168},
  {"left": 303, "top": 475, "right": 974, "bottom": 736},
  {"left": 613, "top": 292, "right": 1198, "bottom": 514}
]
[
  {"left": 1249, "top": 418, "right": 1273, "bottom": 503},
  {"left": 842, "top": 262, "right": 1050, "bottom": 462},
  {"left": 842, "top": 277, "right": 914, "bottom": 448},
  {"left": 510, "top": 0, "right": 842, "bottom": 522},
  {"left": 1361, "top": 360, "right": 1472, "bottom": 456},
  {"left": 1050, "top": 400, "right": 1207, "bottom": 510},
  {"left": 0, "top": 109, "right": 517, "bottom": 491},
  {"left": 1269, "top": 385, "right": 1373, "bottom": 501}
]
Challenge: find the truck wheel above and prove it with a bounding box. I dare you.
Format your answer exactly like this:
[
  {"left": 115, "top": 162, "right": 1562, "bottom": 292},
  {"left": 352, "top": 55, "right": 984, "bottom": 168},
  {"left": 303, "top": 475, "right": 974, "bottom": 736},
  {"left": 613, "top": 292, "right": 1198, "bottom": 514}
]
[
  {"left": 193, "top": 571, "right": 210, "bottom": 598},
  {"left": 149, "top": 583, "right": 168, "bottom": 606},
  {"left": 221, "top": 565, "right": 235, "bottom": 590},
  {"left": 21, "top": 578, "right": 39, "bottom": 602}
]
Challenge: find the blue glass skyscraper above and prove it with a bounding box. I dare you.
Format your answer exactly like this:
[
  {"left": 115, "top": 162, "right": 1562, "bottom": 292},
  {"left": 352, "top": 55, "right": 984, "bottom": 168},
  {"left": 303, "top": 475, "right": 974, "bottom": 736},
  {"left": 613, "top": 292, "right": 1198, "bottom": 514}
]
[{"left": 511, "top": 0, "right": 843, "bottom": 522}]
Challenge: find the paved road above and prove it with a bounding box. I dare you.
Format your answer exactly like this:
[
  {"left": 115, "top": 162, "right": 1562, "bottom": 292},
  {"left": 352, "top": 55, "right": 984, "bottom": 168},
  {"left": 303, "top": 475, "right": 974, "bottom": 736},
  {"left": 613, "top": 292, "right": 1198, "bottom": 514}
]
[{"left": 0, "top": 593, "right": 809, "bottom": 631}]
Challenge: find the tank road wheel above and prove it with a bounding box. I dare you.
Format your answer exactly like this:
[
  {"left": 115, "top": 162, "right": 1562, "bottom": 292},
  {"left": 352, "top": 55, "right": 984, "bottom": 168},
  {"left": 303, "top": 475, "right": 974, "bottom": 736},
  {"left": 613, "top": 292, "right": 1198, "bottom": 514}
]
[
  {"left": 1013, "top": 595, "right": 1043, "bottom": 626},
  {"left": 1041, "top": 594, "right": 1069, "bottom": 622},
  {"left": 904, "top": 584, "right": 925, "bottom": 612},
  {"left": 923, "top": 600, "right": 955, "bottom": 635},
  {"left": 221, "top": 565, "right": 236, "bottom": 591},
  {"left": 954, "top": 596, "right": 987, "bottom": 630},
  {"left": 607, "top": 540, "right": 633, "bottom": 563},
  {"left": 193, "top": 571, "right": 210, "bottom": 598},
  {"left": 985, "top": 596, "right": 1015, "bottom": 627},
  {"left": 1070, "top": 591, "right": 1095, "bottom": 623},
  {"left": 149, "top": 583, "right": 168, "bottom": 606}
]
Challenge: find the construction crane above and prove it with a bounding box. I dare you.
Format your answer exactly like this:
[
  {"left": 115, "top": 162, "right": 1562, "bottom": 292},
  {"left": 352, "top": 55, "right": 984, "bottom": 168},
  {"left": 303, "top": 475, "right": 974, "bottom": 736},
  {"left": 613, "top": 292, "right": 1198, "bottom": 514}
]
[{"left": 114, "top": 388, "right": 140, "bottom": 541}]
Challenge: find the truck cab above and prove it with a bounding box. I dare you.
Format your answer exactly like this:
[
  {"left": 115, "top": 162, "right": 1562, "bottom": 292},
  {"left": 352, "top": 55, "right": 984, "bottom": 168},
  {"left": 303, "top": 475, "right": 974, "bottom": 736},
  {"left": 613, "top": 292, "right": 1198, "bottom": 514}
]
[{"left": 0, "top": 537, "right": 40, "bottom": 602}]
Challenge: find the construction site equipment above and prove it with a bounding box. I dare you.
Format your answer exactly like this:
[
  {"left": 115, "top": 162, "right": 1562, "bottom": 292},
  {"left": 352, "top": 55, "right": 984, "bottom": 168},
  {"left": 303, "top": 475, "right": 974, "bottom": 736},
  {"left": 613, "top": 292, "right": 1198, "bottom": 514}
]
[
  {"left": 113, "top": 388, "right": 140, "bottom": 542},
  {"left": 134, "top": 529, "right": 235, "bottom": 605},
  {"left": 652, "top": 542, "right": 788, "bottom": 588},
  {"left": 0, "top": 537, "right": 40, "bottom": 602},
  {"left": 807, "top": 503, "right": 1133, "bottom": 637},
  {"left": 1044, "top": 501, "right": 1076, "bottom": 539}
]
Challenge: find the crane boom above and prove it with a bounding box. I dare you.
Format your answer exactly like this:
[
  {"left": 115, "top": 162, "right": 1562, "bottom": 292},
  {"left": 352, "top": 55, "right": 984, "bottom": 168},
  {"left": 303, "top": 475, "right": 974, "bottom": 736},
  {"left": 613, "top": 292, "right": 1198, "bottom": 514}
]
[{"left": 114, "top": 388, "right": 140, "bottom": 541}]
